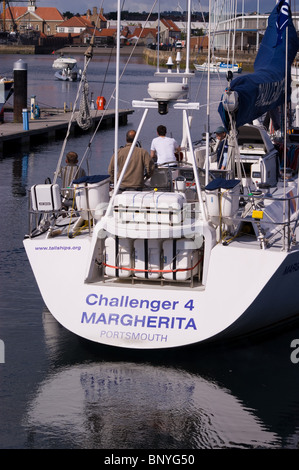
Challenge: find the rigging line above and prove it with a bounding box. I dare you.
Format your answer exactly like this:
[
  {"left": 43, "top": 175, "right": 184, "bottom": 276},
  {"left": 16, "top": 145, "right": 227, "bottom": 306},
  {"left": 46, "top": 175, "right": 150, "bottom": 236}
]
[
  {"left": 75, "top": 0, "right": 159, "bottom": 171},
  {"left": 74, "top": 0, "right": 127, "bottom": 169},
  {"left": 100, "top": 45, "right": 114, "bottom": 97},
  {"left": 52, "top": 54, "right": 93, "bottom": 184},
  {"left": 118, "top": 0, "right": 158, "bottom": 82},
  {"left": 52, "top": 2, "right": 106, "bottom": 181}
]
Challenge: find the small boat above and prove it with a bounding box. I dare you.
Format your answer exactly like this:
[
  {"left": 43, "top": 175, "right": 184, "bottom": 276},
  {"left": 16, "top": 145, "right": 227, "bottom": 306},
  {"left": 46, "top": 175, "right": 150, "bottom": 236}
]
[
  {"left": 54, "top": 67, "right": 81, "bottom": 82},
  {"left": 52, "top": 56, "right": 81, "bottom": 81},
  {"left": 52, "top": 56, "right": 78, "bottom": 70},
  {"left": 0, "top": 77, "right": 13, "bottom": 114},
  {"left": 194, "top": 61, "right": 242, "bottom": 74},
  {"left": 23, "top": 1, "right": 299, "bottom": 350}
]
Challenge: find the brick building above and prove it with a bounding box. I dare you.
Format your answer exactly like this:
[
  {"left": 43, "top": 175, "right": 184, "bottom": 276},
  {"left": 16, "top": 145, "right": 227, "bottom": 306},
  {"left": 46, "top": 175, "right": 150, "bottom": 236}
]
[{"left": 0, "top": 0, "right": 64, "bottom": 36}]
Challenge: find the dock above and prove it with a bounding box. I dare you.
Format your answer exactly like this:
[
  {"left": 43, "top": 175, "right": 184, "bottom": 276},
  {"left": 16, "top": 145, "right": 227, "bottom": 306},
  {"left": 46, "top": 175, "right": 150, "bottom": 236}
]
[{"left": 0, "top": 107, "right": 134, "bottom": 154}]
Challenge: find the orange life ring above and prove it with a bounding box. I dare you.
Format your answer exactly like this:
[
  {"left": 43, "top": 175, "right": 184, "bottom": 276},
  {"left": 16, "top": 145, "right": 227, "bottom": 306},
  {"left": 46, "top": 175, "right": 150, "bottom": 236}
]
[{"left": 96, "top": 96, "right": 106, "bottom": 110}]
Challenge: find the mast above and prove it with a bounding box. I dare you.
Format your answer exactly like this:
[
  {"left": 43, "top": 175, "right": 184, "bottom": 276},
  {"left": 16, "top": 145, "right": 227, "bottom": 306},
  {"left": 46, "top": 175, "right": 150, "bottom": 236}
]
[
  {"left": 205, "top": 0, "right": 212, "bottom": 186},
  {"left": 114, "top": 0, "right": 121, "bottom": 188},
  {"left": 3, "top": 1, "right": 5, "bottom": 31}
]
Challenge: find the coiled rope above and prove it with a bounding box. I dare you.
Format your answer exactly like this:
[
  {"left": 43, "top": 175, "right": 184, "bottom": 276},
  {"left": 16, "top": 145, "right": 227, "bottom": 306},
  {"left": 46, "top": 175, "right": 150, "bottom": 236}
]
[{"left": 76, "top": 74, "right": 92, "bottom": 130}]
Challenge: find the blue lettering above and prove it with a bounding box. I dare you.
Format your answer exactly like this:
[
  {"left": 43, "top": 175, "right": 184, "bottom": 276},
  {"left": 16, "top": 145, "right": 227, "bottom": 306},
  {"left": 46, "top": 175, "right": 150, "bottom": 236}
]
[
  {"left": 134, "top": 315, "right": 146, "bottom": 327},
  {"left": 147, "top": 316, "right": 158, "bottom": 327},
  {"left": 86, "top": 294, "right": 97, "bottom": 306},
  {"left": 120, "top": 314, "right": 133, "bottom": 326},
  {"left": 98, "top": 294, "right": 109, "bottom": 306},
  {"left": 159, "top": 317, "right": 170, "bottom": 328},
  {"left": 81, "top": 311, "right": 96, "bottom": 323},
  {"left": 110, "top": 297, "right": 119, "bottom": 307},
  {"left": 108, "top": 313, "right": 119, "bottom": 324},
  {"left": 81, "top": 311, "right": 196, "bottom": 330},
  {"left": 186, "top": 318, "right": 197, "bottom": 330},
  {"left": 150, "top": 300, "right": 160, "bottom": 312},
  {"left": 96, "top": 313, "right": 107, "bottom": 324}
]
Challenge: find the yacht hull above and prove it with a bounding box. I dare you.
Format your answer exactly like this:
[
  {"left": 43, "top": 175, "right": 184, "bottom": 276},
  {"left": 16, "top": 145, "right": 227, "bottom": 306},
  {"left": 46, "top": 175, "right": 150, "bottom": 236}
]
[{"left": 23, "top": 236, "right": 299, "bottom": 349}]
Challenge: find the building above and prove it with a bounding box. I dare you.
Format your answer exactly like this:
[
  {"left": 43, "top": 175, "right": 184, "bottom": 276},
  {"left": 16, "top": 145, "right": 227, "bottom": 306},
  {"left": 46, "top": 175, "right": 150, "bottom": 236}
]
[
  {"left": 213, "top": 10, "right": 299, "bottom": 52},
  {"left": 84, "top": 7, "right": 107, "bottom": 29},
  {"left": 54, "top": 8, "right": 108, "bottom": 45},
  {"left": 0, "top": 0, "right": 64, "bottom": 36},
  {"left": 152, "top": 18, "right": 181, "bottom": 44},
  {"left": 128, "top": 27, "right": 157, "bottom": 46}
]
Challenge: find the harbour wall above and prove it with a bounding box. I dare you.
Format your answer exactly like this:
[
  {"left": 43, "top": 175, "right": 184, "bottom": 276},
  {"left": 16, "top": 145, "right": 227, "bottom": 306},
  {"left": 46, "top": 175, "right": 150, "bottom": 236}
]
[{"left": 0, "top": 44, "right": 256, "bottom": 71}]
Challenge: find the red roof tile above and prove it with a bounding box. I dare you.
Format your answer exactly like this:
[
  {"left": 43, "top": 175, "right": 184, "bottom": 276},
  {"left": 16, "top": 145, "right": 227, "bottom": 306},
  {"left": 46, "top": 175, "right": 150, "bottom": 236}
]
[
  {"left": 161, "top": 18, "right": 180, "bottom": 32},
  {"left": 1, "top": 7, "right": 63, "bottom": 21},
  {"left": 97, "top": 28, "right": 117, "bottom": 37},
  {"left": 131, "top": 27, "right": 157, "bottom": 38},
  {"left": 59, "top": 16, "right": 93, "bottom": 28}
]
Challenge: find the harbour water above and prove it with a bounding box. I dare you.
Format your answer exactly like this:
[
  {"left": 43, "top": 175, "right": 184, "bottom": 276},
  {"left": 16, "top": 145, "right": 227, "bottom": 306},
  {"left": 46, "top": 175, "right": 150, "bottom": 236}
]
[{"left": 1, "top": 53, "right": 299, "bottom": 451}]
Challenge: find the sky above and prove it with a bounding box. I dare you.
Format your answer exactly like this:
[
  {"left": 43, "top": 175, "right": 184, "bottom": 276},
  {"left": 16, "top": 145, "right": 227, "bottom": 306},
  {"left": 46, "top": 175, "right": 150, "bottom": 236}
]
[{"left": 34, "top": 0, "right": 281, "bottom": 16}]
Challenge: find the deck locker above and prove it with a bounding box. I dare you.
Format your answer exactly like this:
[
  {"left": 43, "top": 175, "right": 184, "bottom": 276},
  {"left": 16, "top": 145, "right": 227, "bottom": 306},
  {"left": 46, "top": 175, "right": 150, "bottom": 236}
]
[
  {"left": 162, "top": 239, "right": 200, "bottom": 281},
  {"left": 31, "top": 184, "right": 61, "bottom": 212},
  {"left": 134, "top": 239, "right": 161, "bottom": 279},
  {"left": 113, "top": 191, "right": 186, "bottom": 225},
  {"left": 104, "top": 236, "right": 132, "bottom": 278}
]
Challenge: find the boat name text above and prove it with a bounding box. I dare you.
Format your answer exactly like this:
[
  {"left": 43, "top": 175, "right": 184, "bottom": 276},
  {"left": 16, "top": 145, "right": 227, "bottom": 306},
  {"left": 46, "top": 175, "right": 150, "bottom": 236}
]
[
  {"left": 86, "top": 293, "right": 194, "bottom": 312},
  {"left": 81, "top": 293, "right": 197, "bottom": 340},
  {"left": 81, "top": 312, "right": 196, "bottom": 330}
]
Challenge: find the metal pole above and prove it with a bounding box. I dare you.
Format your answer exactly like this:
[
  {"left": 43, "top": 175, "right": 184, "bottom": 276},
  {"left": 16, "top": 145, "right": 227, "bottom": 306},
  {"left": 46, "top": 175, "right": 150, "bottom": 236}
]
[
  {"left": 114, "top": 0, "right": 121, "bottom": 188},
  {"left": 205, "top": 0, "right": 212, "bottom": 187},
  {"left": 185, "top": 0, "right": 191, "bottom": 74}
]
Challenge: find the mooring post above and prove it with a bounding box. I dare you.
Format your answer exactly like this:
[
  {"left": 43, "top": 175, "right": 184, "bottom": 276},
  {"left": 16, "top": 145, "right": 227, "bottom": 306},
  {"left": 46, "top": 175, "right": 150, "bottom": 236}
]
[{"left": 13, "top": 59, "right": 27, "bottom": 123}]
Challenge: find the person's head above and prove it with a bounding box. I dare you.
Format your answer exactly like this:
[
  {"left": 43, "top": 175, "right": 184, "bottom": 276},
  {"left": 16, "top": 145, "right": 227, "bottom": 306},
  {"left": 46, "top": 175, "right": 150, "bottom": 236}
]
[
  {"left": 157, "top": 125, "right": 167, "bottom": 136},
  {"left": 215, "top": 126, "right": 226, "bottom": 141},
  {"left": 126, "top": 129, "right": 136, "bottom": 143},
  {"left": 66, "top": 151, "right": 78, "bottom": 164}
]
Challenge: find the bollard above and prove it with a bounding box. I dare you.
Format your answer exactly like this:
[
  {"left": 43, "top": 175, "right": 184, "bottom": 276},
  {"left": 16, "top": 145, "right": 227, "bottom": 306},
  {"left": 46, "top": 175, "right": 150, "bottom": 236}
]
[
  {"left": 30, "top": 95, "right": 36, "bottom": 119},
  {"left": 22, "top": 108, "right": 29, "bottom": 130},
  {"left": 14, "top": 59, "right": 27, "bottom": 123}
]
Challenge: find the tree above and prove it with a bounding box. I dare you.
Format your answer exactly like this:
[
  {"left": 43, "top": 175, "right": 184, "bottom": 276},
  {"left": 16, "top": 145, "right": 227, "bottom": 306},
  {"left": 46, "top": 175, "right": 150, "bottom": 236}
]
[{"left": 62, "top": 11, "right": 73, "bottom": 19}]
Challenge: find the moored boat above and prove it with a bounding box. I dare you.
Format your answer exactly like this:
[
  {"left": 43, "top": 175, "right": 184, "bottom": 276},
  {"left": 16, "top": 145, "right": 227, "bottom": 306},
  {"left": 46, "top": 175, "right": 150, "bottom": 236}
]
[
  {"left": 52, "top": 55, "right": 81, "bottom": 81},
  {"left": 194, "top": 61, "right": 242, "bottom": 74},
  {"left": 52, "top": 56, "right": 78, "bottom": 70},
  {"left": 23, "top": 1, "right": 299, "bottom": 350},
  {"left": 0, "top": 77, "right": 13, "bottom": 116}
]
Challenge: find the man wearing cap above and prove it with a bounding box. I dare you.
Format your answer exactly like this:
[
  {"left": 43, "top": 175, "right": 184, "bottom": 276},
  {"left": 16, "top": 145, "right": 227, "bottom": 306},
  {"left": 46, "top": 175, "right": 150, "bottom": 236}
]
[{"left": 215, "top": 126, "right": 228, "bottom": 170}]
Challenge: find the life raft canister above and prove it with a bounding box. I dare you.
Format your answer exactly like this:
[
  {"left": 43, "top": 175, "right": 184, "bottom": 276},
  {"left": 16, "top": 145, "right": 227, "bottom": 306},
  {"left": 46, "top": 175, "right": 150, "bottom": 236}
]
[{"left": 96, "top": 96, "right": 106, "bottom": 110}]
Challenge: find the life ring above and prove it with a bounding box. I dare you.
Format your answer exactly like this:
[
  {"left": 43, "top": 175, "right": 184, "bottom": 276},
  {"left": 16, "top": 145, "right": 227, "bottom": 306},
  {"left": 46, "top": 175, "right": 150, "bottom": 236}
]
[{"left": 96, "top": 96, "right": 106, "bottom": 110}]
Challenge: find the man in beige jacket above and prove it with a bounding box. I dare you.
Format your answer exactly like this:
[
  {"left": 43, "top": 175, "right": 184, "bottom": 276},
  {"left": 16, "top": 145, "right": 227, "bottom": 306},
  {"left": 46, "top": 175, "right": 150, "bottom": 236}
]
[{"left": 108, "top": 129, "right": 155, "bottom": 191}]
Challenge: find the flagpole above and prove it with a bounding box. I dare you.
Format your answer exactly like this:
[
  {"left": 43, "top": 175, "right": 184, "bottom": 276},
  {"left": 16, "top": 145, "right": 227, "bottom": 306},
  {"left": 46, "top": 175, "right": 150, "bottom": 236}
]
[{"left": 283, "top": 16, "right": 288, "bottom": 250}]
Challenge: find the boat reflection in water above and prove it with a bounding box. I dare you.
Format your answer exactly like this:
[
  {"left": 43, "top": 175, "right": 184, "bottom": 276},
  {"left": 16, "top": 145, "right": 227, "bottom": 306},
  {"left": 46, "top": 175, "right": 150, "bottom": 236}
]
[
  {"left": 24, "top": 362, "right": 278, "bottom": 449},
  {"left": 22, "top": 310, "right": 283, "bottom": 450}
]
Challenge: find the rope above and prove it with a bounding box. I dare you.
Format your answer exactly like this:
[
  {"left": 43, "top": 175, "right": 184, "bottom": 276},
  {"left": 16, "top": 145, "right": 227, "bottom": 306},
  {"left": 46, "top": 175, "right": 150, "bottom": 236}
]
[
  {"left": 76, "top": 75, "right": 92, "bottom": 130},
  {"left": 103, "top": 255, "right": 203, "bottom": 274}
]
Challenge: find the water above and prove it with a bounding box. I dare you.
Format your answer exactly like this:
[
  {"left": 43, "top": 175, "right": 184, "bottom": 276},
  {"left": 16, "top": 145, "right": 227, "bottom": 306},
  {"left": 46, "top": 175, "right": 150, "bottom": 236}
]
[{"left": 1, "top": 53, "right": 299, "bottom": 451}]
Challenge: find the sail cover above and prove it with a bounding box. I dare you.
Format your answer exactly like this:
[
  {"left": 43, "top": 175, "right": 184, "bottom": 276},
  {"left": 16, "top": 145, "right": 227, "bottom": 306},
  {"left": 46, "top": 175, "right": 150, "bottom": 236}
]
[{"left": 218, "top": 0, "right": 299, "bottom": 129}]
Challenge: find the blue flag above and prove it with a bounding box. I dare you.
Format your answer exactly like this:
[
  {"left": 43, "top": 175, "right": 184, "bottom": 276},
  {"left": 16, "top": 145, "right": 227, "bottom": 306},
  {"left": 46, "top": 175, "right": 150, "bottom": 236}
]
[
  {"left": 276, "top": 0, "right": 290, "bottom": 46},
  {"left": 218, "top": 1, "right": 299, "bottom": 129}
]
